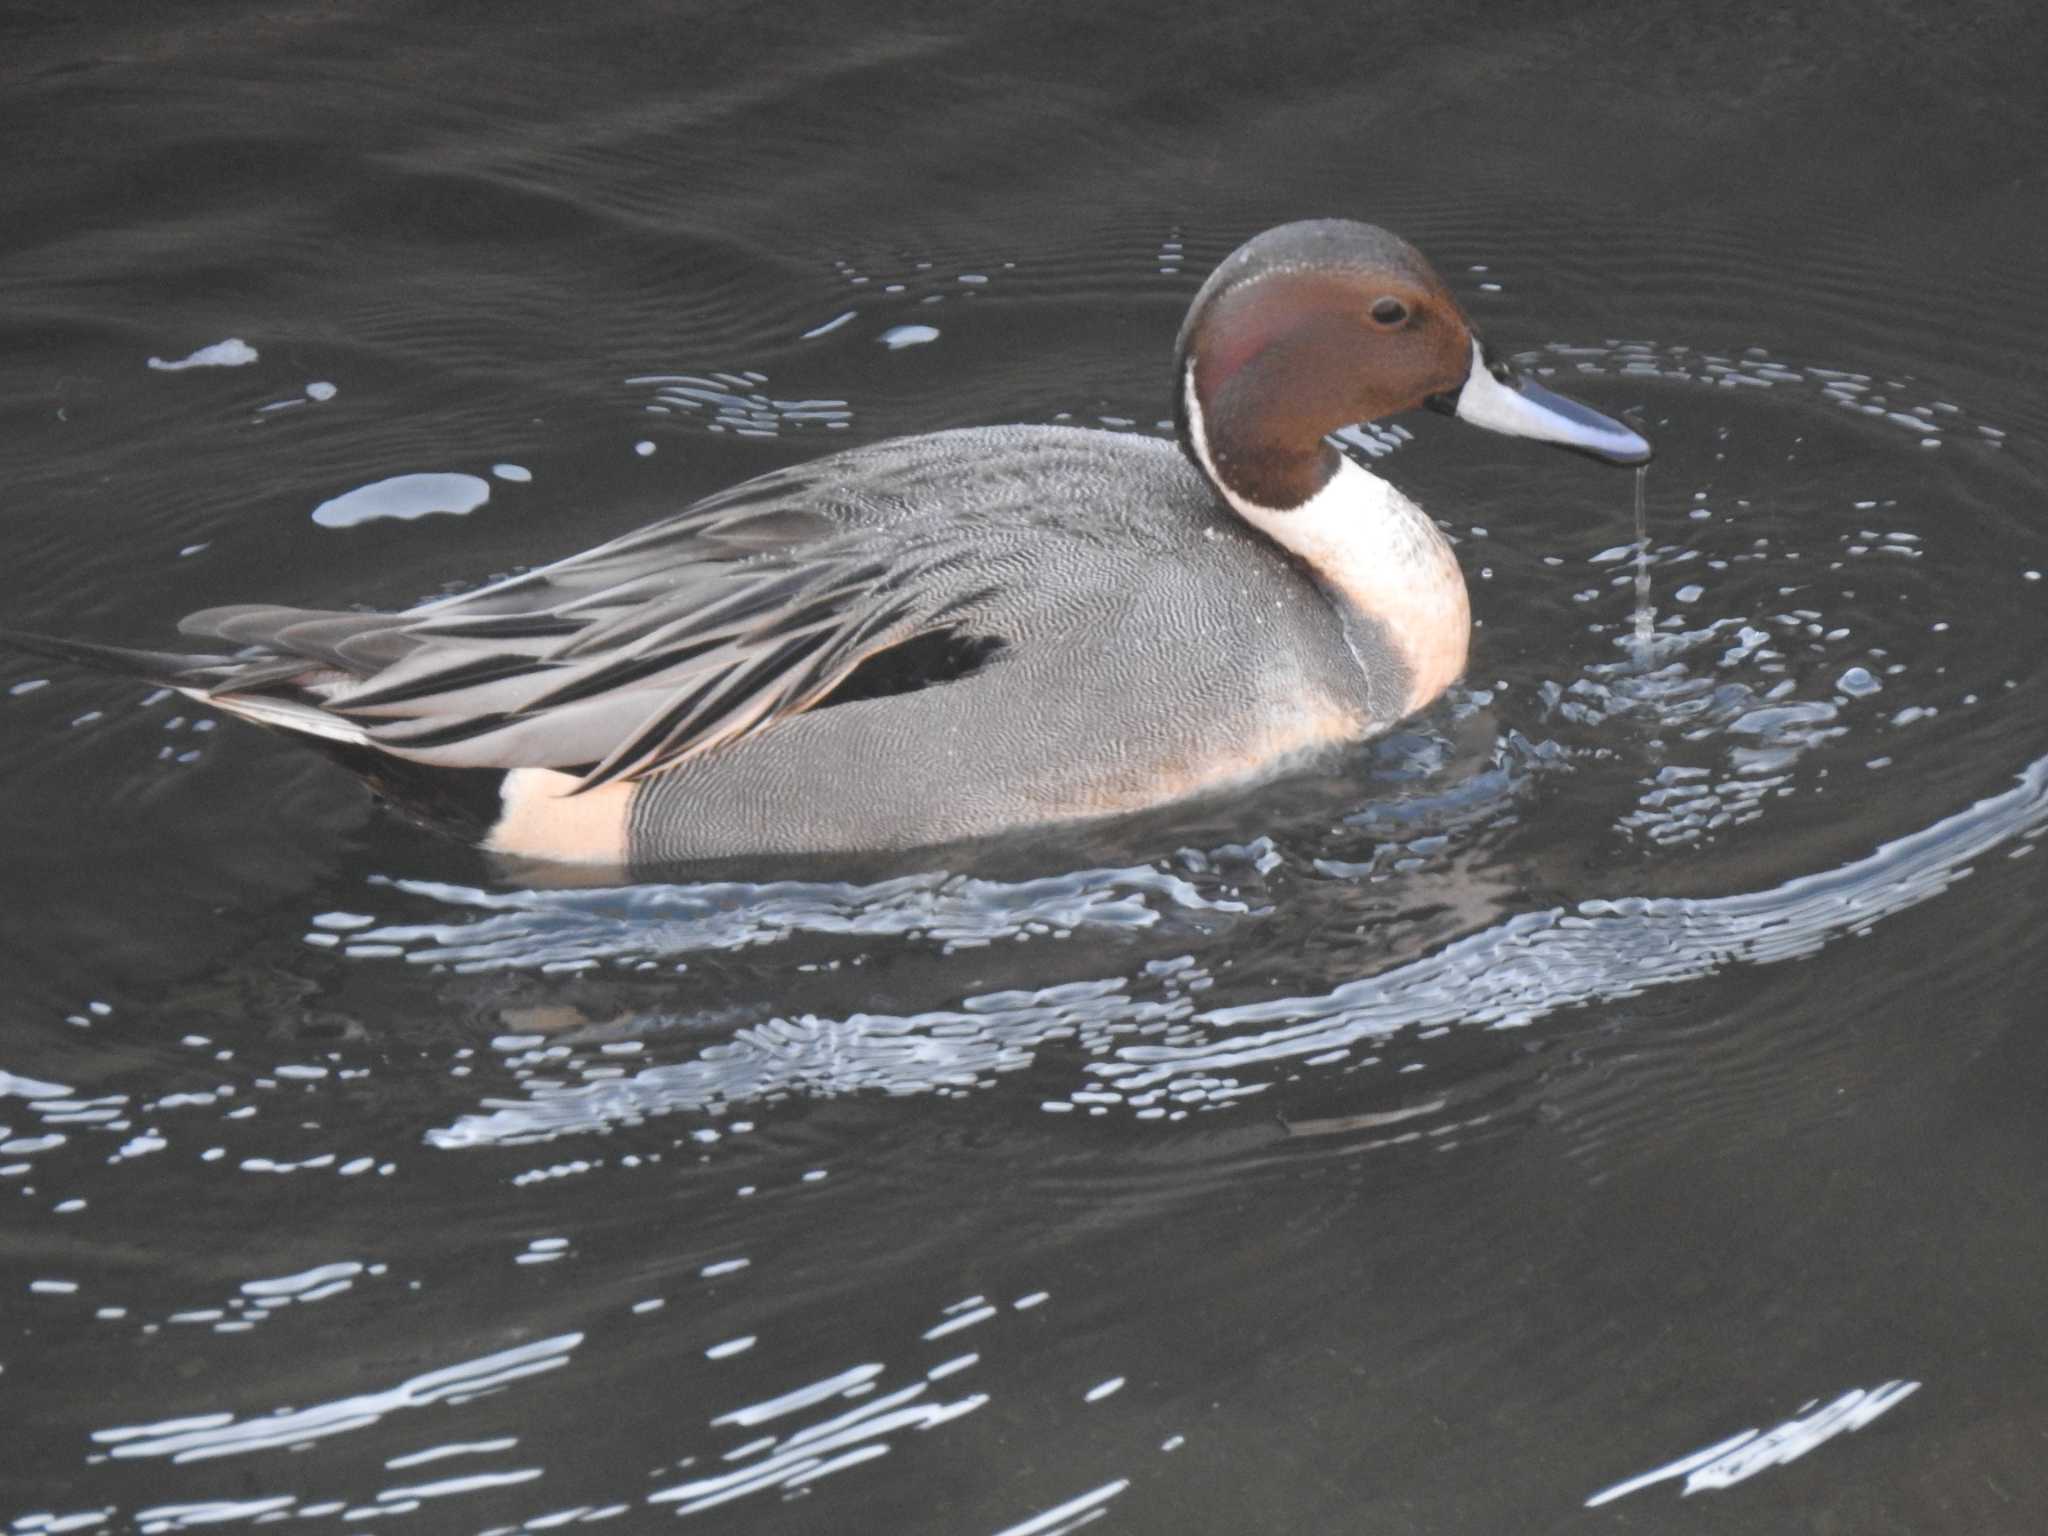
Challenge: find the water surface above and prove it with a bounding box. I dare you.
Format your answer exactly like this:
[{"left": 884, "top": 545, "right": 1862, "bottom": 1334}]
[{"left": 5, "top": 2, "right": 2048, "bottom": 1531}]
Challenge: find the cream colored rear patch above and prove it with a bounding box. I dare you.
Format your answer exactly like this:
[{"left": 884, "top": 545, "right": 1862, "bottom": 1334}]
[{"left": 486, "top": 768, "right": 632, "bottom": 865}]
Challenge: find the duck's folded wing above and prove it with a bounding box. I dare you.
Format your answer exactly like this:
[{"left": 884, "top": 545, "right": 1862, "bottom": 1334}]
[{"left": 180, "top": 489, "right": 1009, "bottom": 792}]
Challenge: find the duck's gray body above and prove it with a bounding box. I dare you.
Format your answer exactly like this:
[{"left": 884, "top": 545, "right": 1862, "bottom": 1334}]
[
  {"left": 619, "top": 426, "right": 1396, "bottom": 860},
  {"left": 1, "top": 219, "right": 1653, "bottom": 866}
]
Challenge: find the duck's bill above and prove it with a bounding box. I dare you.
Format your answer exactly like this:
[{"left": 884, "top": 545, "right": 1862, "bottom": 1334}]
[{"left": 1440, "top": 338, "right": 1652, "bottom": 465}]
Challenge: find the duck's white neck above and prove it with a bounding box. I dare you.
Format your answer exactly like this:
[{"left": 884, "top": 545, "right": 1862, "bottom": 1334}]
[{"left": 1181, "top": 372, "right": 1471, "bottom": 717}]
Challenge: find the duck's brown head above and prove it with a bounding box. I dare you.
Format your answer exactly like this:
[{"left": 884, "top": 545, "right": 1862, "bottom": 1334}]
[{"left": 1174, "top": 219, "right": 1650, "bottom": 516}]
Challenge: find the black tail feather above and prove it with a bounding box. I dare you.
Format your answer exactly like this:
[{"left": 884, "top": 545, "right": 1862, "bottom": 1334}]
[{"left": 0, "top": 627, "right": 230, "bottom": 688}]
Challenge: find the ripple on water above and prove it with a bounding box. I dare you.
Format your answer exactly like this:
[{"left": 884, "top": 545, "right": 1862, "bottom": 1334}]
[
  {"left": 231, "top": 316, "right": 2039, "bottom": 1170},
  {"left": 647, "top": 1355, "right": 988, "bottom": 1515},
  {"left": 626, "top": 370, "right": 852, "bottom": 438},
  {"left": 1107, "top": 754, "right": 2048, "bottom": 1091},
  {"left": 320, "top": 750, "right": 2048, "bottom": 1151},
  {"left": 1446, "top": 339, "right": 2044, "bottom": 855},
  {"left": 250, "top": 311, "right": 2048, "bottom": 1156},
  {"left": 92, "top": 1333, "right": 581, "bottom": 1463},
  {"left": 332, "top": 864, "right": 1251, "bottom": 973}
]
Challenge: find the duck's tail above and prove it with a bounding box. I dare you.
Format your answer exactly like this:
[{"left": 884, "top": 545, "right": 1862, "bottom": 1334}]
[
  {"left": 0, "top": 626, "right": 223, "bottom": 685},
  {"left": 0, "top": 626, "right": 372, "bottom": 747}
]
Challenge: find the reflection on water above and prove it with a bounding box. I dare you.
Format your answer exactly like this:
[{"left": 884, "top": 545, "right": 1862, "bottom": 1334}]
[
  {"left": 1547, "top": 642, "right": 1850, "bottom": 846},
  {"left": 7, "top": 2, "right": 2048, "bottom": 1532},
  {"left": 1527, "top": 340, "right": 2007, "bottom": 448},
  {"left": 1141, "top": 753, "right": 2047, "bottom": 1068},
  {"left": 1585, "top": 1379, "right": 1922, "bottom": 1508},
  {"left": 429, "top": 974, "right": 1208, "bottom": 1147},
  {"left": 394, "top": 750, "right": 2048, "bottom": 1151},
  {"left": 650, "top": 1355, "right": 988, "bottom": 1515},
  {"left": 95, "top": 1333, "right": 581, "bottom": 1465},
  {"left": 628, "top": 372, "right": 853, "bottom": 438},
  {"left": 335, "top": 863, "right": 1248, "bottom": 971}
]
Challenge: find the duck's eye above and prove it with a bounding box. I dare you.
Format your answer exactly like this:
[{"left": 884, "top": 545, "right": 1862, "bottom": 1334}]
[{"left": 1370, "top": 296, "right": 1409, "bottom": 327}]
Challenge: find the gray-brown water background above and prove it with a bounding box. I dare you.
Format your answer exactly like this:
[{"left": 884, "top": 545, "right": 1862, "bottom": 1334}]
[{"left": 4, "top": 2, "right": 2048, "bottom": 1530}]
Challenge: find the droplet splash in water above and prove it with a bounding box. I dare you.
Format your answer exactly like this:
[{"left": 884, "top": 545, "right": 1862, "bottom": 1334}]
[{"left": 1631, "top": 462, "right": 1655, "bottom": 664}]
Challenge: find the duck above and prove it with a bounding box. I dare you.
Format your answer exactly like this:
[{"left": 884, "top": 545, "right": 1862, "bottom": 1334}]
[{"left": 2, "top": 219, "right": 1649, "bottom": 867}]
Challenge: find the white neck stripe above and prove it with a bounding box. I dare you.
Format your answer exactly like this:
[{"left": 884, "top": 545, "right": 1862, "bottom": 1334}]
[
  {"left": 1180, "top": 369, "right": 1471, "bottom": 718},
  {"left": 1182, "top": 367, "right": 1393, "bottom": 531}
]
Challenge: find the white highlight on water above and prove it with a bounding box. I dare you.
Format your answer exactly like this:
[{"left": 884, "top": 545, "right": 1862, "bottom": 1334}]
[
  {"left": 92, "top": 1333, "right": 581, "bottom": 1461},
  {"left": 654, "top": 1363, "right": 988, "bottom": 1515},
  {"left": 1584, "top": 1380, "right": 1920, "bottom": 1506},
  {"left": 989, "top": 1478, "right": 1132, "bottom": 1536},
  {"left": 923, "top": 1305, "right": 997, "bottom": 1340},
  {"left": 376, "top": 1465, "right": 542, "bottom": 1501},
  {"left": 384, "top": 1436, "right": 520, "bottom": 1470},
  {"left": 147, "top": 338, "right": 258, "bottom": 371},
  {"left": 713, "top": 1364, "right": 884, "bottom": 1429},
  {"left": 311, "top": 473, "right": 491, "bottom": 529},
  {"left": 240, "top": 1261, "right": 363, "bottom": 1299}
]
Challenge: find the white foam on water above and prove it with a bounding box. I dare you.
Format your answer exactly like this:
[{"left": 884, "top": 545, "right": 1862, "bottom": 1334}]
[
  {"left": 147, "top": 338, "right": 258, "bottom": 371},
  {"left": 311, "top": 473, "right": 491, "bottom": 529}
]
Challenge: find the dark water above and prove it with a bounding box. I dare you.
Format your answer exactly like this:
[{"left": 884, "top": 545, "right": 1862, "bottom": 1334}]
[{"left": 6, "top": 2, "right": 2048, "bottom": 1530}]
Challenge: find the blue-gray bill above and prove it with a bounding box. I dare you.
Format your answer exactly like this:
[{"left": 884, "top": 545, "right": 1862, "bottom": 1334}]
[{"left": 1446, "top": 337, "right": 1653, "bottom": 465}]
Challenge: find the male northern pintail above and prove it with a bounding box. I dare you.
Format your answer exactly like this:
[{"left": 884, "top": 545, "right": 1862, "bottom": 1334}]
[{"left": 3, "top": 220, "right": 1649, "bottom": 865}]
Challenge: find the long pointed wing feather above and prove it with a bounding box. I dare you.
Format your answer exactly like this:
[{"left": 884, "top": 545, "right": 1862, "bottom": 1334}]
[{"left": 169, "top": 460, "right": 1017, "bottom": 786}]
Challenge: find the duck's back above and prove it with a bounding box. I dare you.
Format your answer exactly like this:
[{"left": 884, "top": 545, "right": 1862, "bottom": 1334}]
[{"left": 608, "top": 425, "right": 1389, "bottom": 863}]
